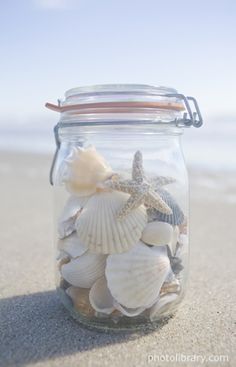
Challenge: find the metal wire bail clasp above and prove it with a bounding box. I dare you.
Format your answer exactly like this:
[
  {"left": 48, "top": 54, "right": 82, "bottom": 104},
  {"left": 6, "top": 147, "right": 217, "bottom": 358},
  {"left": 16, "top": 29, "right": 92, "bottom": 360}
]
[
  {"left": 49, "top": 123, "right": 60, "bottom": 185},
  {"left": 165, "top": 93, "right": 203, "bottom": 127}
]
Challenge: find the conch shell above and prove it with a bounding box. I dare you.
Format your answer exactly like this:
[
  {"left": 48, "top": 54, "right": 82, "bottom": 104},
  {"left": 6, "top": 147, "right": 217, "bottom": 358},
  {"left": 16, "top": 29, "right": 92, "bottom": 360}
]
[{"left": 63, "top": 146, "right": 113, "bottom": 197}]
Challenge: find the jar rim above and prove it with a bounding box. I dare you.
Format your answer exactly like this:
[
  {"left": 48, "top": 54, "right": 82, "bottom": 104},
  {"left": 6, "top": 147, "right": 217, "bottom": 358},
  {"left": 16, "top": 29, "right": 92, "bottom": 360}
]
[
  {"left": 46, "top": 84, "right": 185, "bottom": 114},
  {"left": 45, "top": 84, "right": 203, "bottom": 128},
  {"left": 64, "top": 84, "right": 178, "bottom": 99}
]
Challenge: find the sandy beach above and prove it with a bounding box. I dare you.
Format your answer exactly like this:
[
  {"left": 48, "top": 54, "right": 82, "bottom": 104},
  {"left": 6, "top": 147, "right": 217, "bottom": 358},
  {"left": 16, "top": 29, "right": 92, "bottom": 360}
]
[{"left": 0, "top": 151, "right": 235, "bottom": 367}]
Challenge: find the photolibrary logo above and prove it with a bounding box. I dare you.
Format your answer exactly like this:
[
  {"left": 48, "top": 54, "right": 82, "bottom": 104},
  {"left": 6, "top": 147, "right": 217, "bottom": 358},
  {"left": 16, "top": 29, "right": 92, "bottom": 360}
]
[{"left": 147, "top": 353, "right": 229, "bottom": 364}]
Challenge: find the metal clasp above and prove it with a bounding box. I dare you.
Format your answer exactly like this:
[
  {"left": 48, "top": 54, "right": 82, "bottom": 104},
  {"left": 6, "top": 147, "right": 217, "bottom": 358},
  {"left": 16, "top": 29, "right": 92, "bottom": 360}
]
[
  {"left": 166, "top": 93, "right": 203, "bottom": 127},
  {"left": 49, "top": 123, "right": 60, "bottom": 185}
]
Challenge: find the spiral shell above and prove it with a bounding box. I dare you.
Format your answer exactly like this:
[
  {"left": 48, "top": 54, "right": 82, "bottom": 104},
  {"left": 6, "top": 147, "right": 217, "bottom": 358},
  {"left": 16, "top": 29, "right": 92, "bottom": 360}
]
[{"left": 63, "top": 146, "right": 113, "bottom": 197}]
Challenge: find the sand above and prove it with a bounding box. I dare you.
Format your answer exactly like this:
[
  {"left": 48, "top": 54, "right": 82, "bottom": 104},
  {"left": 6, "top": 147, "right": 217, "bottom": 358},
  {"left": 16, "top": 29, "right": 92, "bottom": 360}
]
[{"left": 0, "top": 152, "right": 235, "bottom": 367}]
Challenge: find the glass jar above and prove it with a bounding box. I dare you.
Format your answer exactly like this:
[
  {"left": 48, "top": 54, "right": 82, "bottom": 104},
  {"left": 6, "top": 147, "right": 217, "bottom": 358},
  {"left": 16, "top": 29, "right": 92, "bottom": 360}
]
[{"left": 46, "top": 84, "right": 202, "bottom": 330}]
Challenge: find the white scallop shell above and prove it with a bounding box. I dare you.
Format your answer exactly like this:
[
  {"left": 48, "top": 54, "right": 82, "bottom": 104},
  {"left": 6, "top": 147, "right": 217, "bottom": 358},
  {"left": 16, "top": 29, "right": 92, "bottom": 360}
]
[
  {"left": 57, "top": 232, "right": 88, "bottom": 258},
  {"left": 141, "top": 221, "right": 173, "bottom": 246},
  {"left": 58, "top": 195, "right": 89, "bottom": 239},
  {"left": 63, "top": 146, "right": 113, "bottom": 197},
  {"left": 61, "top": 251, "right": 106, "bottom": 288},
  {"left": 89, "top": 276, "right": 115, "bottom": 314},
  {"left": 106, "top": 242, "right": 171, "bottom": 308},
  {"left": 149, "top": 293, "right": 179, "bottom": 321},
  {"left": 75, "top": 191, "right": 147, "bottom": 254}
]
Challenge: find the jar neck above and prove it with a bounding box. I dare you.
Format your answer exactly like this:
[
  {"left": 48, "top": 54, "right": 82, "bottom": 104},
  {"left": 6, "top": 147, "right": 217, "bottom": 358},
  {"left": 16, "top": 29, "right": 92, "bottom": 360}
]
[{"left": 58, "top": 123, "right": 184, "bottom": 146}]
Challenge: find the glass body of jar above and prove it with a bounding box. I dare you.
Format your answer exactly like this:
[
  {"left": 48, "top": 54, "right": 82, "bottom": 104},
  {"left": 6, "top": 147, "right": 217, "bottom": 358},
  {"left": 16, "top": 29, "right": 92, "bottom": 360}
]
[{"left": 48, "top": 84, "right": 200, "bottom": 330}]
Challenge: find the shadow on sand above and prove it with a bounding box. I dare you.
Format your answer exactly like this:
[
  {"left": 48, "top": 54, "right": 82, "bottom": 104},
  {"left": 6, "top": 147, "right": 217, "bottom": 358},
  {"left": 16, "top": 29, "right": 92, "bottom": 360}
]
[{"left": 0, "top": 290, "right": 170, "bottom": 366}]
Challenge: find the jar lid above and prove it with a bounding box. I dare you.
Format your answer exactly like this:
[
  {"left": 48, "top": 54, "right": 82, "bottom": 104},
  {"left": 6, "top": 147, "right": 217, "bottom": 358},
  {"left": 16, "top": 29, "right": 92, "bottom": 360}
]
[{"left": 46, "top": 84, "right": 203, "bottom": 128}]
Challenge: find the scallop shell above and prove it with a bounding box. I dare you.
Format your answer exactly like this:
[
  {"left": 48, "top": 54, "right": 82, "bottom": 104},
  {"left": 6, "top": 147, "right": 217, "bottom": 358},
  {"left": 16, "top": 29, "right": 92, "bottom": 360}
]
[
  {"left": 63, "top": 146, "right": 113, "bottom": 197},
  {"left": 89, "top": 276, "right": 147, "bottom": 317},
  {"left": 89, "top": 276, "right": 115, "bottom": 315},
  {"left": 61, "top": 251, "right": 106, "bottom": 288},
  {"left": 57, "top": 232, "right": 88, "bottom": 258},
  {"left": 75, "top": 191, "right": 147, "bottom": 254},
  {"left": 150, "top": 293, "right": 179, "bottom": 321},
  {"left": 58, "top": 195, "right": 89, "bottom": 239},
  {"left": 147, "top": 188, "right": 184, "bottom": 225},
  {"left": 106, "top": 242, "right": 171, "bottom": 308}
]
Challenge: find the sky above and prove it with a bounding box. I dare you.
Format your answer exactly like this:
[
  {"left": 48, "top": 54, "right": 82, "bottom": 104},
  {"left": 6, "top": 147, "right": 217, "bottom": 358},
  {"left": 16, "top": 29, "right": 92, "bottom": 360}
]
[{"left": 0, "top": 0, "right": 236, "bottom": 127}]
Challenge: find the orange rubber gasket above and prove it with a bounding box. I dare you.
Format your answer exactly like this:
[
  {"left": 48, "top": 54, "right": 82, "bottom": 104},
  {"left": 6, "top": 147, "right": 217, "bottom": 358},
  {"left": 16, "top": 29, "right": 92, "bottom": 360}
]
[{"left": 45, "top": 101, "right": 185, "bottom": 113}]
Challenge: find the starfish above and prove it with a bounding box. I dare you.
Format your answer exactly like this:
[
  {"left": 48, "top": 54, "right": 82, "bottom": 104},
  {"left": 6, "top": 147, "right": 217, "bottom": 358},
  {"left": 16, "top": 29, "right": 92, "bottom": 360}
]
[{"left": 105, "top": 151, "right": 173, "bottom": 220}]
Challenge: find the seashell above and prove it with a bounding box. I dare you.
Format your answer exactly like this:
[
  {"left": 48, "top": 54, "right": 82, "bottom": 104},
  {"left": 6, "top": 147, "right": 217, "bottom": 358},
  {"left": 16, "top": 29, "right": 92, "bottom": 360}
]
[
  {"left": 57, "top": 232, "right": 88, "bottom": 258},
  {"left": 66, "top": 286, "right": 95, "bottom": 316},
  {"left": 89, "top": 276, "right": 115, "bottom": 315},
  {"left": 169, "top": 225, "right": 179, "bottom": 256},
  {"left": 106, "top": 242, "right": 170, "bottom": 309},
  {"left": 59, "top": 277, "right": 71, "bottom": 290},
  {"left": 169, "top": 256, "right": 184, "bottom": 275},
  {"left": 61, "top": 251, "right": 106, "bottom": 288},
  {"left": 147, "top": 188, "right": 184, "bottom": 225},
  {"left": 63, "top": 146, "right": 113, "bottom": 197},
  {"left": 141, "top": 221, "right": 173, "bottom": 246},
  {"left": 160, "top": 278, "right": 181, "bottom": 296},
  {"left": 58, "top": 195, "right": 89, "bottom": 239},
  {"left": 113, "top": 301, "right": 146, "bottom": 317},
  {"left": 75, "top": 191, "right": 147, "bottom": 254},
  {"left": 150, "top": 293, "right": 179, "bottom": 321},
  {"left": 58, "top": 255, "right": 70, "bottom": 270},
  {"left": 141, "top": 221, "right": 179, "bottom": 256}
]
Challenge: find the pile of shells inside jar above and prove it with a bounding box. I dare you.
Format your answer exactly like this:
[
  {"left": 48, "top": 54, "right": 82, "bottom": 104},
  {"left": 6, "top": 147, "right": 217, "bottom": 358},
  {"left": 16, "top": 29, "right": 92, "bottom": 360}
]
[{"left": 56, "top": 146, "right": 188, "bottom": 326}]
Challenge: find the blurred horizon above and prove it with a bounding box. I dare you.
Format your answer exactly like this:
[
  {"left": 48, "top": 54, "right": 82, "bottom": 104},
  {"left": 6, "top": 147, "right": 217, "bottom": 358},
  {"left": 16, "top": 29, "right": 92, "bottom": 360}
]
[{"left": 0, "top": 0, "right": 235, "bottom": 170}]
